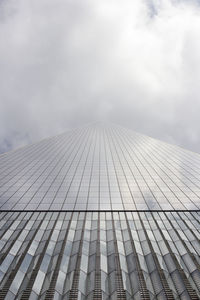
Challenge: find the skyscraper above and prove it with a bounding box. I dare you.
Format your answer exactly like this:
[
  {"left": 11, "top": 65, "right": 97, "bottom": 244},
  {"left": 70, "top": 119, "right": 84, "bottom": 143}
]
[{"left": 0, "top": 124, "right": 199, "bottom": 299}]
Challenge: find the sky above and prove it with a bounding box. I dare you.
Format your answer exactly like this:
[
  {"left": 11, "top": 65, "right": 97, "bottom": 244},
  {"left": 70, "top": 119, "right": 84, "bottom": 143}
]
[{"left": 0, "top": 0, "right": 200, "bottom": 154}]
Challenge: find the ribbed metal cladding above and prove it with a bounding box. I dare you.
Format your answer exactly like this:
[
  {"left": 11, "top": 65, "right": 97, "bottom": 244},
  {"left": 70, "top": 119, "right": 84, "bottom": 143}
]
[{"left": 0, "top": 211, "right": 199, "bottom": 300}]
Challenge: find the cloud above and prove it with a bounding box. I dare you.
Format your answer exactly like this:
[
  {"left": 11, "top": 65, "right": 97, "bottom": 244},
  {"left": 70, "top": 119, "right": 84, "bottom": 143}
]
[{"left": 0, "top": 0, "right": 200, "bottom": 153}]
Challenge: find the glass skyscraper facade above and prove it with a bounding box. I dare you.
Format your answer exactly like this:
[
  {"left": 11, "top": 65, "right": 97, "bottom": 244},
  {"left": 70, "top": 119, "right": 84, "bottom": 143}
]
[{"left": 0, "top": 124, "right": 199, "bottom": 299}]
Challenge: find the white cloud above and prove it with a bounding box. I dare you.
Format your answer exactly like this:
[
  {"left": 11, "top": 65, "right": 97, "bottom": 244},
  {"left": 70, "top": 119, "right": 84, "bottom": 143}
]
[{"left": 0, "top": 0, "right": 200, "bottom": 153}]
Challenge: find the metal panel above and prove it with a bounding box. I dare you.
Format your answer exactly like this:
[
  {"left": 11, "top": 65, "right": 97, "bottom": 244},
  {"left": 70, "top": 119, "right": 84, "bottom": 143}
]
[{"left": 0, "top": 211, "right": 199, "bottom": 299}]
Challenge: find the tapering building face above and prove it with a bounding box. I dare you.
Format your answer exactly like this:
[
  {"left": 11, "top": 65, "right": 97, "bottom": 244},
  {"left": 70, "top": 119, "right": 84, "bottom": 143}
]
[
  {"left": 0, "top": 124, "right": 200, "bottom": 300},
  {"left": 0, "top": 124, "right": 200, "bottom": 211}
]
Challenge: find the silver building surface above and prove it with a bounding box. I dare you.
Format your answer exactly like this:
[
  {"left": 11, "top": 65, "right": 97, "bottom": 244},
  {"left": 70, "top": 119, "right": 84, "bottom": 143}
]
[{"left": 0, "top": 124, "right": 199, "bottom": 299}]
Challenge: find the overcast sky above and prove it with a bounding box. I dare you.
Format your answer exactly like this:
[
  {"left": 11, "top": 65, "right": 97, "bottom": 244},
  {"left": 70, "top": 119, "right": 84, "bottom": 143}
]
[{"left": 0, "top": 0, "right": 200, "bottom": 154}]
